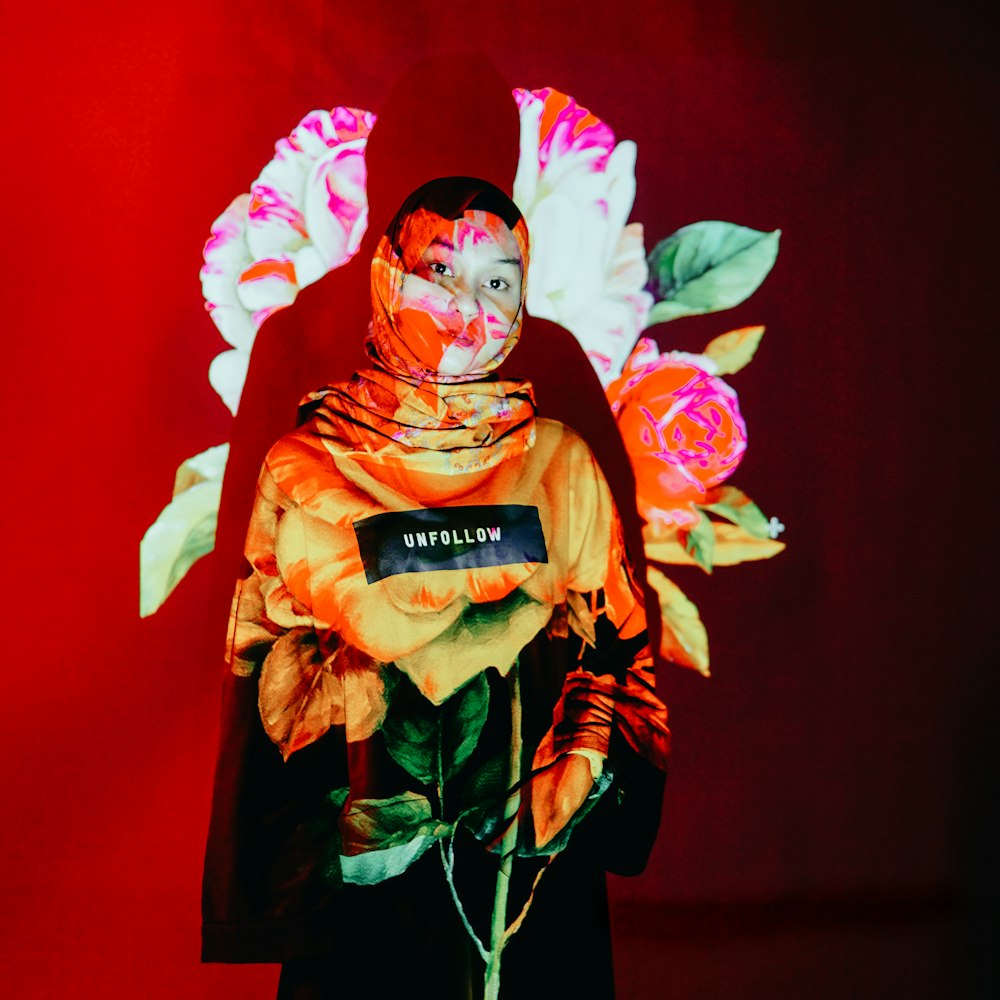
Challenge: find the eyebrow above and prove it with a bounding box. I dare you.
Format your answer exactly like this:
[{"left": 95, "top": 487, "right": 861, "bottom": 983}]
[{"left": 424, "top": 238, "right": 520, "bottom": 268}]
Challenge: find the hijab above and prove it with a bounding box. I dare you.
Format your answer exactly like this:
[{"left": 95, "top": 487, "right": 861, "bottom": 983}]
[
  {"left": 367, "top": 177, "right": 530, "bottom": 384},
  {"left": 300, "top": 178, "right": 537, "bottom": 474}
]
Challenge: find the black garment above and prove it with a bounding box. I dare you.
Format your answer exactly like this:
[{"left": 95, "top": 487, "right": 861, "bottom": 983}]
[{"left": 274, "top": 842, "right": 615, "bottom": 1000}]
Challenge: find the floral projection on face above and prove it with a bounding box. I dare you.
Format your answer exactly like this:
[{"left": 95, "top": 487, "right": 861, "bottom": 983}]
[
  {"left": 368, "top": 179, "right": 530, "bottom": 384},
  {"left": 396, "top": 213, "right": 523, "bottom": 377}
]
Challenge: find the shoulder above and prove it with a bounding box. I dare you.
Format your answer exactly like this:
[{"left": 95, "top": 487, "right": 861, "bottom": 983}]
[
  {"left": 534, "top": 417, "right": 594, "bottom": 453},
  {"left": 260, "top": 427, "right": 344, "bottom": 503},
  {"left": 534, "top": 418, "right": 605, "bottom": 477}
]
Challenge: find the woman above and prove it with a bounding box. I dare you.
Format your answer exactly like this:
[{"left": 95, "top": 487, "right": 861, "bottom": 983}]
[{"left": 202, "top": 177, "right": 670, "bottom": 998}]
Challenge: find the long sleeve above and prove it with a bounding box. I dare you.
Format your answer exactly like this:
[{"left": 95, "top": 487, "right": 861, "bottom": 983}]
[
  {"left": 533, "top": 445, "right": 670, "bottom": 773},
  {"left": 225, "top": 462, "right": 313, "bottom": 678}
]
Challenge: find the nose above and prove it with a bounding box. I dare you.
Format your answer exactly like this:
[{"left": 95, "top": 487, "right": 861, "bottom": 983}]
[{"left": 451, "top": 289, "right": 479, "bottom": 322}]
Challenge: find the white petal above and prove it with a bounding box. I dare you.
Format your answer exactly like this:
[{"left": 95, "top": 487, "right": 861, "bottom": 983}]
[
  {"left": 303, "top": 141, "right": 369, "bottom": 273},
  {"left": 603, "top": 141, "right": 638, "bottom": 236},
  {"left": 606, "top": 223, "right": 649, "bottom": 297},
  {"left": 209, "top": 349, "right": 250, "bottom": 416},
  {"left": 235, "top": 264, "right": 298, "bottom": 313},
  {"left": 525, "top": 194, "right": 582, "bottom": 305},
  {"left": 291, "top": 245, "right": 328, "bottom": 290},
  {"left": 513, "top": 95, "right": 543, "bottom": 213},
  {"left": 204, "top": 297, "right": 258, "bottom": 352},
  {"left": 140, "top": 477, "right": 224, "bottom": 617},
  {"left": 175, "top": 442, "right": 230, "bottom": 487},
  {"left": 200, "top": 195, "right": 258, "bottom": 350}
]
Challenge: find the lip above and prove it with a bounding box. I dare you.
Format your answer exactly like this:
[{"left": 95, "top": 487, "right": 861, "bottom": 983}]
[{"left": 451, "top": 318, "right": 484, "bottom": 350}]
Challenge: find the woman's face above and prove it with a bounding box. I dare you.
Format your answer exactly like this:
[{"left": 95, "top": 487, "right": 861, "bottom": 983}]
[{"left": 398, "top": 211, "right": 523, "bottom": 377}]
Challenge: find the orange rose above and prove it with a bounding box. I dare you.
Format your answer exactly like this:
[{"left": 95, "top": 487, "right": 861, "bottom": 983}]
[{"left": 607, "top": 338, "right": 747, "bottom": 528}]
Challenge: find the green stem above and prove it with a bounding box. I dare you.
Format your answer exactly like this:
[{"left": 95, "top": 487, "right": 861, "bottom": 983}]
[
  {"left": 437, "top": 734, "right": 488, "bottom": 964},
  {"left": 439, "top": 835, "right": 489, "bottom": 964},
  {"left": 483, "top": 661, "right": 522, "bottom": 999}
]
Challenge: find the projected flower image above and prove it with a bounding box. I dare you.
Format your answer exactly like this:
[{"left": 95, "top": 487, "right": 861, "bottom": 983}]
[
  {"left": 513, "top": 87, "right": 653, "bottom": 384},
  {"left": 141, "top": 87, "right": 784, "bottom": 688},
  {"left": 202, "top": 106, "right": 376, "bottom": 416},
  {"left": 607, "top": 337, "right": 747, "bottom": 529},
  {"left": 152, "top": 87, "right": 787, "bottom": 1000}
]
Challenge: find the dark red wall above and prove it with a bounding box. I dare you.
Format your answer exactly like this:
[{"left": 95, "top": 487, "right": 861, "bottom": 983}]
[{"left": 1, "top": 2, "right": 994, "bottom": 996}]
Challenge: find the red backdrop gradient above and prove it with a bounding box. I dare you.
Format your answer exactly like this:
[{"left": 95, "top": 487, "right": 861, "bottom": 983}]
[{"left": 1, "top": 2, "right": 995, "bottom": 997}]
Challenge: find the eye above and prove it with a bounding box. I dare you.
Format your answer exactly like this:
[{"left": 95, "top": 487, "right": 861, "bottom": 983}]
[
  {"left": 486, "top": 277, "right": 510, "bottom": 291},
  {"left": 428, "top": 261, "right": 454, "bottom": 277}
]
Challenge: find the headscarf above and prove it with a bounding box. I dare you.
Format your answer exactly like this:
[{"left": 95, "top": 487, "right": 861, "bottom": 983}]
[
  {"left": 299, "top": 178, "right": 537, "bottom": 474},
  {"left": 368, "top": 177, "right": 530, "bottom": 384}
]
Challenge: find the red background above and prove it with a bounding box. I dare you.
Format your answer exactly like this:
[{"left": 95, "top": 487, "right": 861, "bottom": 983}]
[{"left": 1, "top": 2, "right": 995, "bottom": 996}]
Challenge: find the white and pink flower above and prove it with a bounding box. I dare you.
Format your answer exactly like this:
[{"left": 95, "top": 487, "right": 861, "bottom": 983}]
[
  {"left": 199, "top": 107, "right": 376, "bottom": 417},
  {"left": 245, "top": 107, "right": 374, "bottom": 289},
  {"left": 512, "top": 87, "right": 653, "bottom": 385}
]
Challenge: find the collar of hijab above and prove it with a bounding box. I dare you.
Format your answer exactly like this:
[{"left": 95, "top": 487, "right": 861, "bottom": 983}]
[{"left": 300, "top": 178, "right": 536, "bottom": 472}]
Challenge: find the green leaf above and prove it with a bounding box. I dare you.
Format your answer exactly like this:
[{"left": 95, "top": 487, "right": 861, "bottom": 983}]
[
  {"left": 646, "top": 522, "right": 785, "bottom": 567},
  {"left": 140, "top": 443, "right": 229, "bottom": 618},
  {"left": 139, "top": 480, "right": 222, "bottom": 617},
  {"left": 709, "top": 524, "right": 786, "bottom": 564},
  {"left": 703, "top": 325, "right": 765, "bottom": 375},
  {"left": 645, "top": 567, "right": 710, "bottom": 676},
  {"left": 339, "top": 835, "right": 439, "bottom": 885},
  {"left": 317, "top": 786, "right": 443, "bottom": 886},
  {"left": 459, "top": 753, "right": 506, "bottom": 810},
  {"left": 643, "top": 535, "right": 691, "bottom": 566},
  {"left": 683, "top": 511, "right": 716, "bottom": 573},
  {"left": 327, "top": 786, "right": 350, "bottom": 810},
  {"left": 462, "top": 761, "right": 613, "bottom": 859},
  {"left": 700, "top": 485, "right": 772, "bottom": 538},
  {"left": 647, "top": 222, "right": 780, "bottom": 324},
  {"left": 338, "top": 790, "right": 450, "bottom": 856},
  {"left": 380, "top": 671, "right": 490, "bottom": 784}
]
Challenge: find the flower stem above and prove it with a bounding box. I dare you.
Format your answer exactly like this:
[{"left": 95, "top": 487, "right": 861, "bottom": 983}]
[
  {"left": 483, "top": 661, "right": 522, "bottom": 999},
  {"left": 439, "top": 835, "right": 489, "bottom": 964}
]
